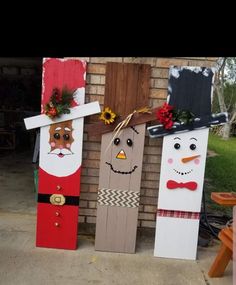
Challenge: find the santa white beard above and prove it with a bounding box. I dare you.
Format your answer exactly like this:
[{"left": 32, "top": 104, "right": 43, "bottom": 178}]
[{"left": 39, "top": 118, "right": 84, "bottom": 177}]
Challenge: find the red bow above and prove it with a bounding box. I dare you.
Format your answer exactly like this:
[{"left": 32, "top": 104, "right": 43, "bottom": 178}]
[{"left": 167, "top": 180, "right": 198, "bottom": 191}]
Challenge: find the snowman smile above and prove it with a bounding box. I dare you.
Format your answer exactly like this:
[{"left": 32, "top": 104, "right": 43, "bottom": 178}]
[
  {"left": 106, "top": 162, "right": 138, "bottom": 175},
  {"left": 173, "top": 168, "right": 193, "bottom": 176}
]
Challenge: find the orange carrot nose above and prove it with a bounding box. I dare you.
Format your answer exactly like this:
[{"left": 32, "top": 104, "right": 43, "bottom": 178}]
[
  {"left": 182, "top": 155, "right": 200, "bottom": 163},
  {"left": 116, "top": 149, "right": 127, "bottom": 159}
]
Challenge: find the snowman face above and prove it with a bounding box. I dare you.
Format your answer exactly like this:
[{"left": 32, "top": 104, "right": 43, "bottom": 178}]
[
  {"left": 40, "top": 118, "right": 83, "bottom": 177},
  {"left": 158, "top": 128, "right": 209, "bottom": 212},
  {"left": 167, "top": 135, "right": 201, "bottom": 179}
]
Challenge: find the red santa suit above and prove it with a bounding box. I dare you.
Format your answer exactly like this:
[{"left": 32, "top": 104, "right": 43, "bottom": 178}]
[{"left": 36, "top": 167, "right": 81, "bottom": 249}]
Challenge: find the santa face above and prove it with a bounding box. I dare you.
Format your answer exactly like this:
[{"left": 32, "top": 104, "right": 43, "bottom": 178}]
[
  {"left": 157, "top": 128, "right": 209, "bottom": 212},
  {"left": 48, "top": 121, "right": 74, "bottom": 158},
  {"left": 40, "top": 118, "right": 83, "bottom": 177}
]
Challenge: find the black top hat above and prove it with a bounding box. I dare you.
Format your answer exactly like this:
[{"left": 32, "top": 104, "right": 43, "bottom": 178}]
[{"left": 147, "top": 66, "right": 228, "bottom": 138}]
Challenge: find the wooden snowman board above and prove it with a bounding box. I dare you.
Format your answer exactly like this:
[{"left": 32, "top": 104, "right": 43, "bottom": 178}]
[
  {"left": 36, "top": 58, "right": 86, "bottom": 250},
  {"left": 95, "top": 62, "right": 150, "bottom": 253},
  {"left": 154, "top": 66, "right": 214, "bottom": 260}
]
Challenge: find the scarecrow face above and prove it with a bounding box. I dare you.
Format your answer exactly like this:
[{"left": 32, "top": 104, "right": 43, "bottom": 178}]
[
  {"left": 105, "top": 126, "right": 139, "bottom": 175},
  {"left": 157, "top": 128, "right": 209, "bottom": 212},
  {"left": 39, "top": 118, "right": 83, "bottom": 177}
]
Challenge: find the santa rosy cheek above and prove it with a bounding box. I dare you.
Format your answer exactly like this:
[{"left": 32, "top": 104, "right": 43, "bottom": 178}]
[
  {"left": 194, "top": 159, "right": 200, "bottom": 165},
  {"left": 66, "top": 143, "right": 71, "bottom": 148},
  {"left": 168, "top": 158, "right": 173, "bottom": 164},
  {"left": 50, "top": 142, "right": 56, "bottom": 147}
]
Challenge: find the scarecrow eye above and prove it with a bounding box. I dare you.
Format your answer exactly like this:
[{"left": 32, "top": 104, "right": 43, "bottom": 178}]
[
  {"left": 114, "top": 138, "right": 120, "bottom": 145},
  {"left": 63, "top": 134, "right": 70, "bottom": 141},
  {"left": 174, "top": 143, "right": 180, "bottom": 150},
  {"left": 54, "top": 133, "right": 60, "bottom": 140},
  {"left": 190, "top": 144, "right": 196, "bottom": 150},
  {"left": 127, "top": 139, "right": 133, "bottom": 147}
]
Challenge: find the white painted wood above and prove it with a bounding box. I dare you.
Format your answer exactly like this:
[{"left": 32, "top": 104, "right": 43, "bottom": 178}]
[
  {"left": 24, "top": 101, "right": 100, "bottom": 130},
  {"left": 157, "top": 128, "right": 209, "bottom": 212},
  {"left": 154, "top": 216, "right": 200, "bottom": 260}
]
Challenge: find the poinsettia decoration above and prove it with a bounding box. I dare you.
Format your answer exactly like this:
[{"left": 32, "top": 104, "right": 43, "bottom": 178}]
[
  {"left": 156, "top": 102, "right": 195, "bottom": 130},
  {"left": 44, "top": 87, "right": 74, "bottom": 119}
]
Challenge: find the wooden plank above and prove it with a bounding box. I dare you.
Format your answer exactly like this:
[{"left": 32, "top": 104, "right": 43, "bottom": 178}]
[
  {"left": 125, "top": 64, "right": 139, "bottom": 115},
  {"left": 85, "top": 107, "right": 158, "bottom": 136},
  {"left": 95, "top": 125, "right": 146, "bottom": 253},
  {"left": 153, "top": 66, "right": 216, "bottom": 260},
  {"left": 35, "top": 58, "right": 89, "bottom": 250},
  {"left": 208, "top": 244, "right": 232, "bottom": 277},
  {"left": 154, "top": 217, "right": 199, "bottom": 260},
  {"left": 136, "top": 64, "right": 151, "bottom": 108},
  {"left": 95, "top": 133, "right": 112, "bottom": 251},
  {"left": 95, "top": 62, "right": 150, "bottom": 253},
  {"left": 24, "top": 102, "right": 100, "bottom": 130}
]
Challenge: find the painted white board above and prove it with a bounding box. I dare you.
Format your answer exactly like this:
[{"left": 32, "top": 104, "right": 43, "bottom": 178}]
[
  {"left": 157, "top": 128, "right": 209, "bottom": 212},
  {"left": 24, "top": 102, "right": 100, "bottom": 130},
  {"left": 154, "top": 216, "right": 200, "bottom": 260}
]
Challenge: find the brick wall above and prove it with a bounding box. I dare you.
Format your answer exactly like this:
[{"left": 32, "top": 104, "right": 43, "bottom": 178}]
[{"left": 68, "top": 57, "right": 218, "bottom": 230}]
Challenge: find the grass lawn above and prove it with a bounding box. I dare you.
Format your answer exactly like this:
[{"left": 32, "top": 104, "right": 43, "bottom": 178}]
[{"left": 204, "top": 132, "right": 236, "bottom": 217}]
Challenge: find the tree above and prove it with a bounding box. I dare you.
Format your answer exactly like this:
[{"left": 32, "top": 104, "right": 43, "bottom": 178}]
[{"left": 213, "top": 57, "right": 236, "bottom": 139}]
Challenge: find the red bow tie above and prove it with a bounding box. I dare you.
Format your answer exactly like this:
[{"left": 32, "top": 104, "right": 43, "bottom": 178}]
[{"left": 167, "top": 180, "right": 198, "bottom": 191}]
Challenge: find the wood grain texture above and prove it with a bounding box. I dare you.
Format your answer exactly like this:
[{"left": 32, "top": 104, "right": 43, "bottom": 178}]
[
  {"left": 104, "top": 62, "right": 151, "bottom": 116},
  {"left": 95, "top": 62, "right": 150, "bottom": 253},
  {"left": 95, "top": 124, "right": 146, "bottom": 253},
  {"left": 85, "top": 107, "right": 158, "bottom": 136}
]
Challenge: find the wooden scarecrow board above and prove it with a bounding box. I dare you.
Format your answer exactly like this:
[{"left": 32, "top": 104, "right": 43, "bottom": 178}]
[
  {"left": 36, "top": 58, "right": 86, "bottom": 250},
  {"left": 95, "top": 62, "right": 150, "bottom": 253}
]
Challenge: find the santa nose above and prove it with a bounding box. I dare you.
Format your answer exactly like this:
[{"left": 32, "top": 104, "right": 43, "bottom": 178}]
[
  {"left": 59, "top": 145, "right": 63, "bottom": 149},
  {"left": 181, "top": 155, "right": 200, "bottom": 163},
  {"left": 116, "top": 149, "right": 127, "bottom": 159}
]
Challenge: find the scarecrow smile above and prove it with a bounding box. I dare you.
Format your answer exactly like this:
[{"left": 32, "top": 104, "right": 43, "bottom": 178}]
[{"left": 106, "top": 162, "right": 138, "bottom": 175}]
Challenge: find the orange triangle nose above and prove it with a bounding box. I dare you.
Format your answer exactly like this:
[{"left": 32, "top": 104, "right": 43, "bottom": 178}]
[{"left": 116, "top": 149, "right": 127, "bottom": 159}]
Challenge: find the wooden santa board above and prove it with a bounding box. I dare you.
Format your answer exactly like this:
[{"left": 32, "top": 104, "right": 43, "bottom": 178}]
[
  {"left": 24, "top": 58, "right": 100, "bottom": 250},
  {"left": 147, "top": 66, "right": 228, "bottom": 260},
  {"left": 87, "top": 62, "right": 151, "bottom": 253}
]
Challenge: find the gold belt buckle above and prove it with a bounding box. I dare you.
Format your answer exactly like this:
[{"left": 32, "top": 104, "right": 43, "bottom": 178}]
[{"left": 50, "top": 194, "right": 66, "bottom": 206}]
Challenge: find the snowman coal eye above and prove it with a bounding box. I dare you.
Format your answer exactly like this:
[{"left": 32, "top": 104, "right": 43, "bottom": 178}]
[
  {"left": 174, "top": 143, "right": 181, "bottom": 150},
  {"left": 114, "top": 138, "right": 120, "bottom": 145},
  {"left": 127, "top": 139, "right": 133, "bottom": 147},
  {"left": 54, "top": 133, "right": 60, "bottom": 140},
  {"left": 190, "top": 144, "right": 196, "bottom": 150}
]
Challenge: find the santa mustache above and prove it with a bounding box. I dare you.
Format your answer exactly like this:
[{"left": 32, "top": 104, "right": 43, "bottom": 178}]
[{"left": 49, "top": 148, "right": 73, "bottom": 156}]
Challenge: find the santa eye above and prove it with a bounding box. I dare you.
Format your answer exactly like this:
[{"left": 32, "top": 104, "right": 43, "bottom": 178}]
[
  {"left": 190, "top": 144, "right": 196, "bottom": 150},
  {"left": 54, "top": 133, "right": 60, "bottom": 140},
  {"left": 63, "top": 134, "right": 70, "bottom": 141},
  {"left": 174, "top": 143, "right": 180, "bottom": 150},
  {"left": 127, "top": 139, "right": 133, "bottom": 147},
  {"left": 114, "top": 138, "right": 120, "bottom": 145}
]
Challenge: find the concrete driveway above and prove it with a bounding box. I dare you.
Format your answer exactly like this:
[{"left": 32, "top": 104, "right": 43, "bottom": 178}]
[{"left": 0, "top": 211, "right": 232, "bottom": 285}]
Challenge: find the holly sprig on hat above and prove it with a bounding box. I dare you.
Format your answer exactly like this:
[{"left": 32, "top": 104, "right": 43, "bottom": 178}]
[{"left": 44, "top": 87, "right": 74, "bottom": 119}]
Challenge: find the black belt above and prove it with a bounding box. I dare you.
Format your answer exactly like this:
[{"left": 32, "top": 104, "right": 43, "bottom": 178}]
[{"left": 38, "top": 193, "right": 80, "bottom": 206}]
